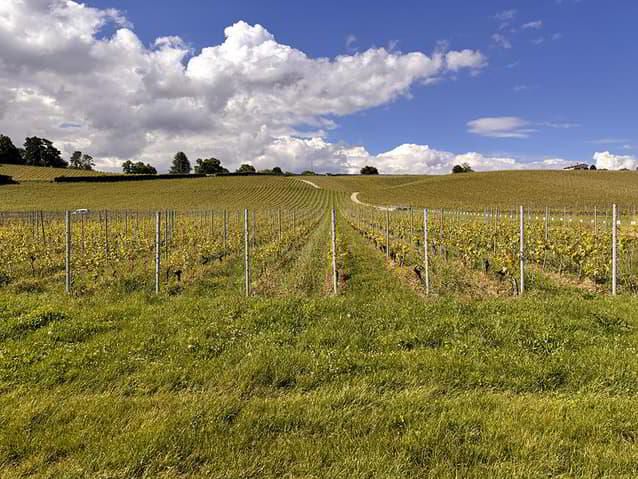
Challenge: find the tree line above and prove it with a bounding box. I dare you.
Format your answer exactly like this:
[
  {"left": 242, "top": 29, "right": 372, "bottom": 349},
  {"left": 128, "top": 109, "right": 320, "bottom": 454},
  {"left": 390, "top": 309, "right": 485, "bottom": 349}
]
[
  {"left": 166, "top": 152, "right": 290, "bottom": 176},
  {"left": 0, "top": 133, "right": 94, "bottom": 170}
]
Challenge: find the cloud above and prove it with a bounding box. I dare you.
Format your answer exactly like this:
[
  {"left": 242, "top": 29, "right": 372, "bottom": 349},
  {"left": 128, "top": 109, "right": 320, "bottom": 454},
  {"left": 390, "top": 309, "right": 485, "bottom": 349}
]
[
  {"left": 0, "top": 1, "right": 488, "bottom": 172},
  {"left": 521, "top": 20, "right": 543, "bottom": 30},
  {"left": 345, "top": 34, "right": 357, "bottom": 51},
  {"left": 255, "top": 137, "right": 574, "bottom": 174},
  {"left": 541, "top": 121, "right": 580, "bottom": 129},
  {"left": 467, "top": 117, "right": 534, "bottom": 138},
  {"left": 494, "top": 9, "right": 517, "bottom": 22},
  {"left": 445, "top": 50, "right": 487, "bottom": 71},
  {"left": 491, "top": 33, "right": 512, "bottom": 49},
  {"left": 589, "top": 138, "right": 630, "bottom": 145},
  {"left": 593, "top": 151, "right": 638, "bottom": 170}
]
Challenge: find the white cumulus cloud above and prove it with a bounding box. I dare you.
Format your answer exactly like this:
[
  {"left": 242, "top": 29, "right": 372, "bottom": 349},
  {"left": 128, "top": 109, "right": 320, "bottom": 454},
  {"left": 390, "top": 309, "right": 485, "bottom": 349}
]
[
  {"left": 593, "top": 151, "right": 638, "bottom": 170},
  {"left": 0, "top": 0, "right": 488, "bottom": 173}
]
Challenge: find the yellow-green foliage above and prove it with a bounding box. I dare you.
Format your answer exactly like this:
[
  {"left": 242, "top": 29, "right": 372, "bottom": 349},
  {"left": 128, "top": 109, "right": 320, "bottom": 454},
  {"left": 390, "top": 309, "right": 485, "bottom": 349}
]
[{"left": 2, "top": 218, "right": 638, "bottom": 477}]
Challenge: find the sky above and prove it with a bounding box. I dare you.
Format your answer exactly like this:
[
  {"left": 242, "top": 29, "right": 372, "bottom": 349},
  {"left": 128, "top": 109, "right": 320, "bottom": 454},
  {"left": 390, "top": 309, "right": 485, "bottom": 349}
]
[{"left": 0, "top": 0, "right": 636, "bottom": 174}]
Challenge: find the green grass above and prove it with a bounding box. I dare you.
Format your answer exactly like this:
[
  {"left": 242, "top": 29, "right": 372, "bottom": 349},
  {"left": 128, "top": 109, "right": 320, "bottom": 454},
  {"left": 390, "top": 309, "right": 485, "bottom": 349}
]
[
  {"left": 3, "top": 170, "right": 638, "bottom": 212},
  {"left": 0, "top": 176, "right": 332, "bottom": 211},
  {"left": 319, "top": 170, "right": 638, "bottom": 208},
  {"left": 2, "top": 173, "right": 638, "bottom": 477},
  {"left": 0, "top": 164, "right": 105, "bottom": 182},
  {"left": 2, "top": 215, "right": 638, "bottom": 477}
]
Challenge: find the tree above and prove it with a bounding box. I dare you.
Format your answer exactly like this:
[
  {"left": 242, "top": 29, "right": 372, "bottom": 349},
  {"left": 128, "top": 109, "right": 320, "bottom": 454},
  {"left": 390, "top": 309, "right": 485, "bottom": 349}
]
[
  {"left": 122, "top": 160, "right": 157, "bottom": 175},
  {"left": 69, "top": 151, "right": 95, "bottom": 170},
  {"left": 452, "top": 163, "right": 474, "bottom": 174},
  {"left": 169, "top": 152, "right": 191, "bottom": 174},
  {"left": 360, "top": 165, "right": 379, "bottom": 175},
  {"left": 301, "top": 170, "right": 316, "bottom": 176},
  {"left": 0, "top": 134, "right": 23, "bottom": 164},
  {"left": 194, "top": 157, "right": 228, "bottom": 175},
  {"left": 258, "top": 166, "right": 284, "bottom": 175},
  {"left": 236, "top": 163, "right": 257, "bottom": 174},
  {"left": 23, "top": 137, "right": 67, "bottom": 167},
  {"left": 590, "top": 164, "right": 597, "bottom": 171}
]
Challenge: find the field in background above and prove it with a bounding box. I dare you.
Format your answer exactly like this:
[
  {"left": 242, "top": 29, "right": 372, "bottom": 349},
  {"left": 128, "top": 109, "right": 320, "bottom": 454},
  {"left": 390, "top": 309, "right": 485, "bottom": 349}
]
[
  {"left": 317, "top": 170, "right": 638, "bottom": 208},
  {"left": 2, "top": 169, "right": 638, "bottom": 211},
  {"left": 0, "top": 175, "right": 334, "bottom": 210},
  {"left": 0, "top": 164, "right": 105, "bottom": 182}
]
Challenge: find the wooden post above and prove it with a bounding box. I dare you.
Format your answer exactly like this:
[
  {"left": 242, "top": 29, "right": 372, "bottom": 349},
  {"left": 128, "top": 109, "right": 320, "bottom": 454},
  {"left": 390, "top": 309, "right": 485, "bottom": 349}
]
[
  {"left": 439, "top": 208, "right": 444, "bottom": 256},
  {"left": 155, "top": 211, "right": 161, "bottom": 294},
  {"left": 385, "top": 209, "right": 390, "bottom": 258},
  {"left": 544, "top": 206, "right": 549, "bottom": 242},
  {"left": 519, "top": 205, "right": 525, "bottom": 295},
  {"left": 423, "top": 208, "right": 430, "bottom": 295},
  {"left": 244, "top": 209, "right": 250, "bottom": 297},
  {"left": 104, "top": 210, "right": 109, "bottom": 258},
  {"left": 39, "top": 210, "right": 46, "bottom": 245},
  {"left": 65, "top": 210, "right": 71, "bottom": 294},
  {"left": 331, "top": 208, "right": 338, "bottom": 295},
  {"left": 80, "top": 212, "right": 85, "bottom": 256},
  {"left": 223, "top": 209, "right": 228, "bottom": 253},
  {"left": 612, "top": 203, "right": 617, "bottom": 296},
  {"left": 409, "top": 207, "right": 413, "bottom": 243},
  {"left": 252, "top": 210, "right": 256, "bottom": 248}
]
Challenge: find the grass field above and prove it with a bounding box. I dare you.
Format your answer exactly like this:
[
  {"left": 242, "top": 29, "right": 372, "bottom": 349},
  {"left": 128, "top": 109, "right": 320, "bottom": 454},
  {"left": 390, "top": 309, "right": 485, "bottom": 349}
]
[
  {"left": 0, "top": 164, "right": 105, "bottom": 182},
  {"left": 2, "top": 171, "right": 638, "bottom": 477},
  {"left": 2, "top": 169, "right": 637, "bottom": 211},
  {"left": 315, "top": 170, "right": 638, "bottom": 208}
]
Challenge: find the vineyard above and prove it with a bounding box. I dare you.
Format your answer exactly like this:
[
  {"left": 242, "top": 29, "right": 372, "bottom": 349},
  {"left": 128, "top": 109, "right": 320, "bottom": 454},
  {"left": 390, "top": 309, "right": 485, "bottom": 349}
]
[
  {"left": 3, "top": 177, "right": 638, "bottom": 478},
  {"left": 2, "top": 198, "right": 637, "bottom": 298}
]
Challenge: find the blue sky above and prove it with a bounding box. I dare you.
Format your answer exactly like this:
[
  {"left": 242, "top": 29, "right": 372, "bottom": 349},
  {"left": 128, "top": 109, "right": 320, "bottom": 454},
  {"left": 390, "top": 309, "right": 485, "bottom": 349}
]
[
  {"left": 86, "top": 0, "right": 637, "bottom": 163},
  {"left": 0, "top": 0, "right": 636, "bottom": 173}
]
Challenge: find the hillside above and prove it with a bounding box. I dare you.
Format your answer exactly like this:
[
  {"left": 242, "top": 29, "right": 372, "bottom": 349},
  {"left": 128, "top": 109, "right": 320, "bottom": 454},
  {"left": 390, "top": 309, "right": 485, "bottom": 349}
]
[
  {"left": 0, "top": 176, "right": 332, "bottom": 211},
  {"left": 316, "top": 170, "right": 638, "bottom": 208},
  {"left": 1, "top": 170, "right": 638, "bottom": 211},
  {"left": 0, "top": 164, "right": 105, "bottom": 182}
]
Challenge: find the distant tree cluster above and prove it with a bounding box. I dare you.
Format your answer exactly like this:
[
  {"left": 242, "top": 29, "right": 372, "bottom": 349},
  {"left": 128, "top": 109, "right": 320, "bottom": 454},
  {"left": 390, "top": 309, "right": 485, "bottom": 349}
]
[
  {"left": 452, "top": 163, "right": 474, "bottom": 174},
  {"left": 0, "top": 133, "right": 97, "bottom": 171},
  {"left": 360, "top": 165, "right": 379, "bottom": 175},
  {"left": 69, "top": 151, "right": 95, "bottom": 170},
  {"left": 194, "top": 157, "right": 228, "bottom": 174},
  {"left": 169, "top": 152, "right": 191, "bottom": 174},
  {"left": 122, "top": 160, "right": 157, "bottom": 175}
]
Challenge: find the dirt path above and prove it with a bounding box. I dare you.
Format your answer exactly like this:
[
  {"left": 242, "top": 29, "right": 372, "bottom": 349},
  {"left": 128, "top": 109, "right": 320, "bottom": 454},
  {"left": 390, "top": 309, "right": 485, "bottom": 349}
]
[
  {"left": 350, "top": 192, "right": 394, "bottom": 211},
  {"left": 299, "top": 179, "right": 321, "bottom": 189}
]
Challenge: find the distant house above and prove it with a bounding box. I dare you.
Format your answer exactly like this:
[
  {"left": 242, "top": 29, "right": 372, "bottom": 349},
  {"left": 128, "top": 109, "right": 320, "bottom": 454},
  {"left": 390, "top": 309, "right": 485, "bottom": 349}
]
[{"left": 563, "top": 163, "right": 590, "bottom": 170}]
